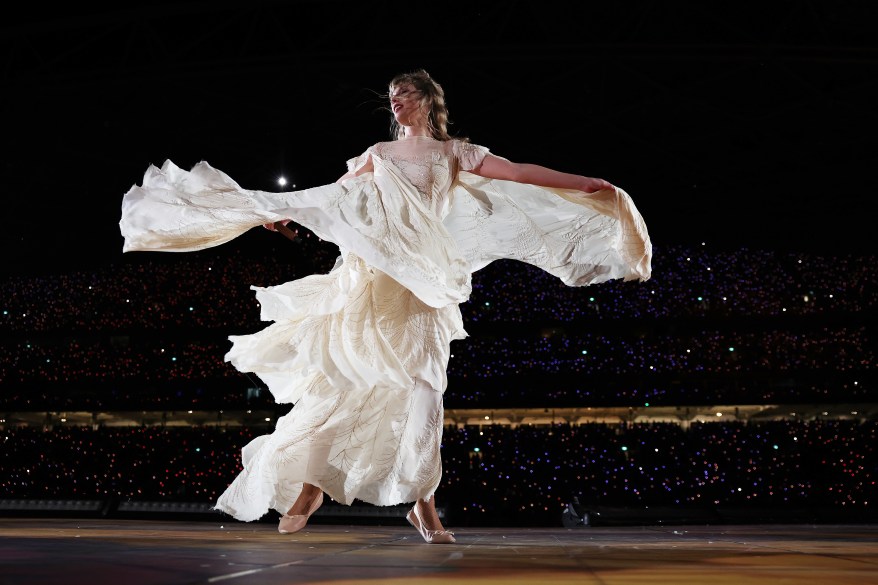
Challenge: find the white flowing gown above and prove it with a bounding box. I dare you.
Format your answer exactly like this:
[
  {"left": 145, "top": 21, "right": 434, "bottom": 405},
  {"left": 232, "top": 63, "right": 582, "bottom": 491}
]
[{"left": 119, "top": 136, "right": 652, "bottom": 521}]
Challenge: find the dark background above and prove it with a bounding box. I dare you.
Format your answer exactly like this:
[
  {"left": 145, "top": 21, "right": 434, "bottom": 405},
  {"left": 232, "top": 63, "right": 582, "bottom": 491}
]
[{"left": 3, "top": 0, "right": 877, "bottom": 278}]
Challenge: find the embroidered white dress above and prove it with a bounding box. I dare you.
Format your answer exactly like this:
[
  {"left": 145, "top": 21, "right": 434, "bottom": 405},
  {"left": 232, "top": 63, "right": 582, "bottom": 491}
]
[{"left": 119, "top": 136, "right": 652, "bottom": 521}]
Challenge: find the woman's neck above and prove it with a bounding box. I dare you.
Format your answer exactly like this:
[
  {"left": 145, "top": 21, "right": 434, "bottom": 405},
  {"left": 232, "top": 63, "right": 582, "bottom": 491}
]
[{"left": 404, "top": 125, "right": 431, "bottom": 139}]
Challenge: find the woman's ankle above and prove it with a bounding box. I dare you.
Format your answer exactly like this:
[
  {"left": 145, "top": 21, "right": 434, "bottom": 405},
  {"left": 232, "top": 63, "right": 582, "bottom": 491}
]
[
  {"left": 416, "top": 499, "right": 444, "bottom": 530},
  {"left": 287, "top": 485, "right": 321, "bottom": 515}
]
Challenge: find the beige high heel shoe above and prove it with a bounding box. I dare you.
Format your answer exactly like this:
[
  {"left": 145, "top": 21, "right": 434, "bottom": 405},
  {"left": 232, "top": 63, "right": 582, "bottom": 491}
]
[
  {"left": 406, "top": 503, "right": 456, "bottom": 544},
  {"left": 278, "top": 492, "right": 324, "bottom": 534}
]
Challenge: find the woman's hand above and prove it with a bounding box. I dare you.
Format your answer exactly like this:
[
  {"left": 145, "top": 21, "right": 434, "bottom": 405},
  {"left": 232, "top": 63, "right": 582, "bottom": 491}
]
[
  {"left": 263, "top": 219, "right": 292, "bottom": 231},
  {"left": 580, "top": 177, "right": 614, "bottom": 192},
  {"left": 263, "top": 220, "right": 299, "bottom": 241}
]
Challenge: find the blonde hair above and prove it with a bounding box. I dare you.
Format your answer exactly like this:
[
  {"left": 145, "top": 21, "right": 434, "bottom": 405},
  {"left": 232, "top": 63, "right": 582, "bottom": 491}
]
[{"left": 388, "top": 69, "right": 462, "bottom": 142}]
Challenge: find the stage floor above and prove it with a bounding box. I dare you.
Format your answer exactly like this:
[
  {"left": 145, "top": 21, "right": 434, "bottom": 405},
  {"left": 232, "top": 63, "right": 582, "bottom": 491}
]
[{"left": 1, "top": 518, "right": 876, "bottom": 584}]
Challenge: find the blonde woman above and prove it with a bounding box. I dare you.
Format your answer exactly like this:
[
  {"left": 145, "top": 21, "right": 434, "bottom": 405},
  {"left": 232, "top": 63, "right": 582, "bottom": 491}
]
[{"left": 120, "top": 69, "right": 651, "bottom": 544}]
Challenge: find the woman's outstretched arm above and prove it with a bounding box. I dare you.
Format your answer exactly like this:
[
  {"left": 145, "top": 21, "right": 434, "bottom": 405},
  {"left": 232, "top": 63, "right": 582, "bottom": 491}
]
[
  {"left": 265, "top": 156, "right": 377, "bottom": 233},
  {"left": 470, "top": 153, "right": 613, "bottom": 193}
]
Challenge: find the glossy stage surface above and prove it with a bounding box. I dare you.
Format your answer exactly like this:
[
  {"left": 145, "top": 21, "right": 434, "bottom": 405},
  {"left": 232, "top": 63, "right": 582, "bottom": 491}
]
[{"left": 1, "top": 518, "right": 876, "bottom": 584}]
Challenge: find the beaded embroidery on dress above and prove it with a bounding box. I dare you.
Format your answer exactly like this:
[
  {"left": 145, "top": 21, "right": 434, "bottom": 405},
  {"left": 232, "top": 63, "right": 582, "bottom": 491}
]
[{"left": 118, "top": 136, "right": 651, "bottom": 521}]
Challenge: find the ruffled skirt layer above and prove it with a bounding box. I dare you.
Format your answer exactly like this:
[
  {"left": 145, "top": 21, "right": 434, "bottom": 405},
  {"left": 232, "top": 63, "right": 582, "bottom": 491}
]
[{"left": 215, "top": 253, "right": 465, "bottom": 520}]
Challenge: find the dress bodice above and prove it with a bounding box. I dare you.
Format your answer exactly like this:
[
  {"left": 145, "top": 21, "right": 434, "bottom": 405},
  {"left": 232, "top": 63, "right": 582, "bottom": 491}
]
[{"left": 348, "top": 136, "right": 489, "bottom": 219}]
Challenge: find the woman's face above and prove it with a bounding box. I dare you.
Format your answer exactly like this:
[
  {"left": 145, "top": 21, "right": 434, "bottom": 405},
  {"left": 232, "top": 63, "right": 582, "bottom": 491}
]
[{"left": 390, "top": 83, "right": 424, "bottom": 126}]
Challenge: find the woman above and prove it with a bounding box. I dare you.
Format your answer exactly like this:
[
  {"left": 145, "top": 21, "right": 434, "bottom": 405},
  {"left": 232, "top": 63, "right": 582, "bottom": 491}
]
[{"left": 119, "top": 69, "right": 651, "bottom": 544}]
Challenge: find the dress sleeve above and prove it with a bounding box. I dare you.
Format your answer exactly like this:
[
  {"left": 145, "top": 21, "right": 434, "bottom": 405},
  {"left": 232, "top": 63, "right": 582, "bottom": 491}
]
[
  {"left": 451, "top": 140, "right": 490, "bottom": 171},
  {"left": 345, "top": 147, "right": 373, "bottom": 174}
]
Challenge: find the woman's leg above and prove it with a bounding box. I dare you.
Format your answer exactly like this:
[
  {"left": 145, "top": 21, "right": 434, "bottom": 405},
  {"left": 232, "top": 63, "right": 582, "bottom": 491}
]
[
  {"left": 415, "top": 495, "right": 447, "bottom": 531},
  {"left": 286, "top": 482, "right": 323, "bottom": 516}
]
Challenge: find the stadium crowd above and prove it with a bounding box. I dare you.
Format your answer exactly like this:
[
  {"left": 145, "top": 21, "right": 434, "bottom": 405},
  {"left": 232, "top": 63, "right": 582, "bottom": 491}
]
[
  {"left": 1, "top": 420, "right": 873, "bottom": 524},
  {"left": 1, "top": 238, "right": 875, "bottom": 522}
]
